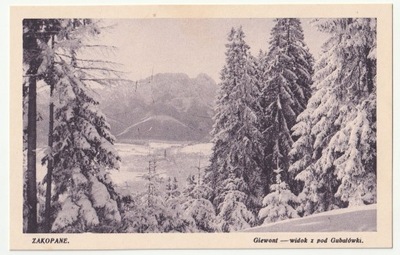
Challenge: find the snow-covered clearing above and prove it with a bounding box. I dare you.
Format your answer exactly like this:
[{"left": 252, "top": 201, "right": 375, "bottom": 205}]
[
  {"left": 243, "top": 204, "right": 376, "bottom": 232},
  {"left": 179, "top": 143, "right": 213, "bottom": 154},
  {"left": 111, "top": 141, "right": 212, "bottom": 195}
]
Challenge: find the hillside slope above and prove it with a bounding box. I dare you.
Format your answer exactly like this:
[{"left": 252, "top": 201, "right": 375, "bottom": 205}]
[{"left": 243, "top": 204, "right": 376, "bottom": 232}]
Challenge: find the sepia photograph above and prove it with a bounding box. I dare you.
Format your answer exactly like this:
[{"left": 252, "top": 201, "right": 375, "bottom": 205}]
[{"left": 9, "top": 4, "right": 393, "bottom": 250}]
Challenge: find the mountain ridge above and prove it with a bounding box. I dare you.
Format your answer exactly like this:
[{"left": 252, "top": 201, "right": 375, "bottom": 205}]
[{"left": 97, "top": 72, "right": 218, "bottom": 142}]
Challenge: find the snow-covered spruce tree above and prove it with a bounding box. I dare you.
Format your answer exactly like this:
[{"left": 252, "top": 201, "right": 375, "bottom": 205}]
[
  {"left": 289, "top": 18, "right": 377, "bottom": 214},
  {"left": 258, "top": 168, "right": 298, "bottom": 224},
  {"left": 164, "top": 176, "right": 197, "bottom": 233},
  {"left": 165, "top": 177, "right": 180, "bottom": 201},
  {"left": 252, "top": 50, "right": 271, "bottom": 194},
  {"left": 182, "top": 168, "right": 216, "bottom": 232},
  {"left": 204, "top": 27, "right": 264, "bottom": 230},
  {"left": 260, "top": 18, "right": 314, "bottom": 196},
  {"left": 135, "top": 159, "right": 166, "bottom": 233},
  {"left": 215, "top": 171, "right": 255, "bottom": 232},
  {"left": 288, "top": 107, "right": 323, "bottom": 216},
  {"left": 49, "top": 63, "right": 122, "bottom": 233},
  {"left": 40, "top": 19, "right": 124, "bottom": 232}
]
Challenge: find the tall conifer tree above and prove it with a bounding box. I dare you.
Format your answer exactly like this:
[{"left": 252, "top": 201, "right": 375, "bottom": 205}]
[
  {"left": 260, "top": 18, "right": 314, "bottom": 195},
  {"left": 290, "top": 18, "right": 377, "bottom": 215},
  {"left": 35, "top": 19, "right": 125, "bottom": 232},
  {"left": 205, "top": 27, "right": 264, "bottom": 231}
]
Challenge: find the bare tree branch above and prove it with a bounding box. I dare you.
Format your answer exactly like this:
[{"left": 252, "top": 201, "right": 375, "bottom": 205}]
[
  {"left": 81, "top": 78, "right": 134, "bottom": 83},
  {"left": 53, "top": 61, "right": 126, "bottom": 74},
  {"left": 74, "top": 66, "right": 127, "bottom": 74},
  {"left": 54, "top": 52, "right": 122, "bottom": 66},
  {"left": 81, "top": 45, "right": 118, "bottom": 50}
]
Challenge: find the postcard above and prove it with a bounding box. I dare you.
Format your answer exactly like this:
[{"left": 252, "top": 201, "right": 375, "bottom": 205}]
[{"left": 9, "top": 4, "right": 392, "bottom": 250}]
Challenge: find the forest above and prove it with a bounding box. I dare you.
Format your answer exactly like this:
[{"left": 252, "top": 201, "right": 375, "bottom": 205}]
[{"left": 23, "top": 18, "right": 377, "bottom": 233}]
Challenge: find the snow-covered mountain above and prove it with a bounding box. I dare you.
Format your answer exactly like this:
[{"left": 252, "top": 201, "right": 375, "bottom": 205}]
[
  {"left": 97, "top": 73, "right": 218, "bottom": 142},
  {"left": 36, "top": 73, "right": 218, "bottom": 145}
]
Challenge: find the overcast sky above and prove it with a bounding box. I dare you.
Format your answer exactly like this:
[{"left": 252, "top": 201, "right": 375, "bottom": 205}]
[{"left": 98, "top": 19, "right": 329, "bottom": 82}]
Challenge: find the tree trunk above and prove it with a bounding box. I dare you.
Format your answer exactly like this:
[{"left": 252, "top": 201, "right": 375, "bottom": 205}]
[
  {"left": 44, "top": 82, "right": 54, "bottom": 233},
  {"left": 44, "top": 35, "right": 55, "bottom": 233},
  {"left": 26, "top": 71, "right": 38, "bottom": 233}
]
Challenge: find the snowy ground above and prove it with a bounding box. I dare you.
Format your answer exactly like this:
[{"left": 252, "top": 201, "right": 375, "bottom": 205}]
[
  {"left": 242, "top": 204, "right": 376, "bottom": 232},
  {"left": 108, "top": 141, "right": 212, "bottom": 196}
]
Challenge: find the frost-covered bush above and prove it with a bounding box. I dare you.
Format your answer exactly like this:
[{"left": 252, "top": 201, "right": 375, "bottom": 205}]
[
  {"left": 182, "top": 174, "right": 216, "bottom": 232},
  {"left": 258, "top": 169, "right": 298, "bottom": 224}
]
